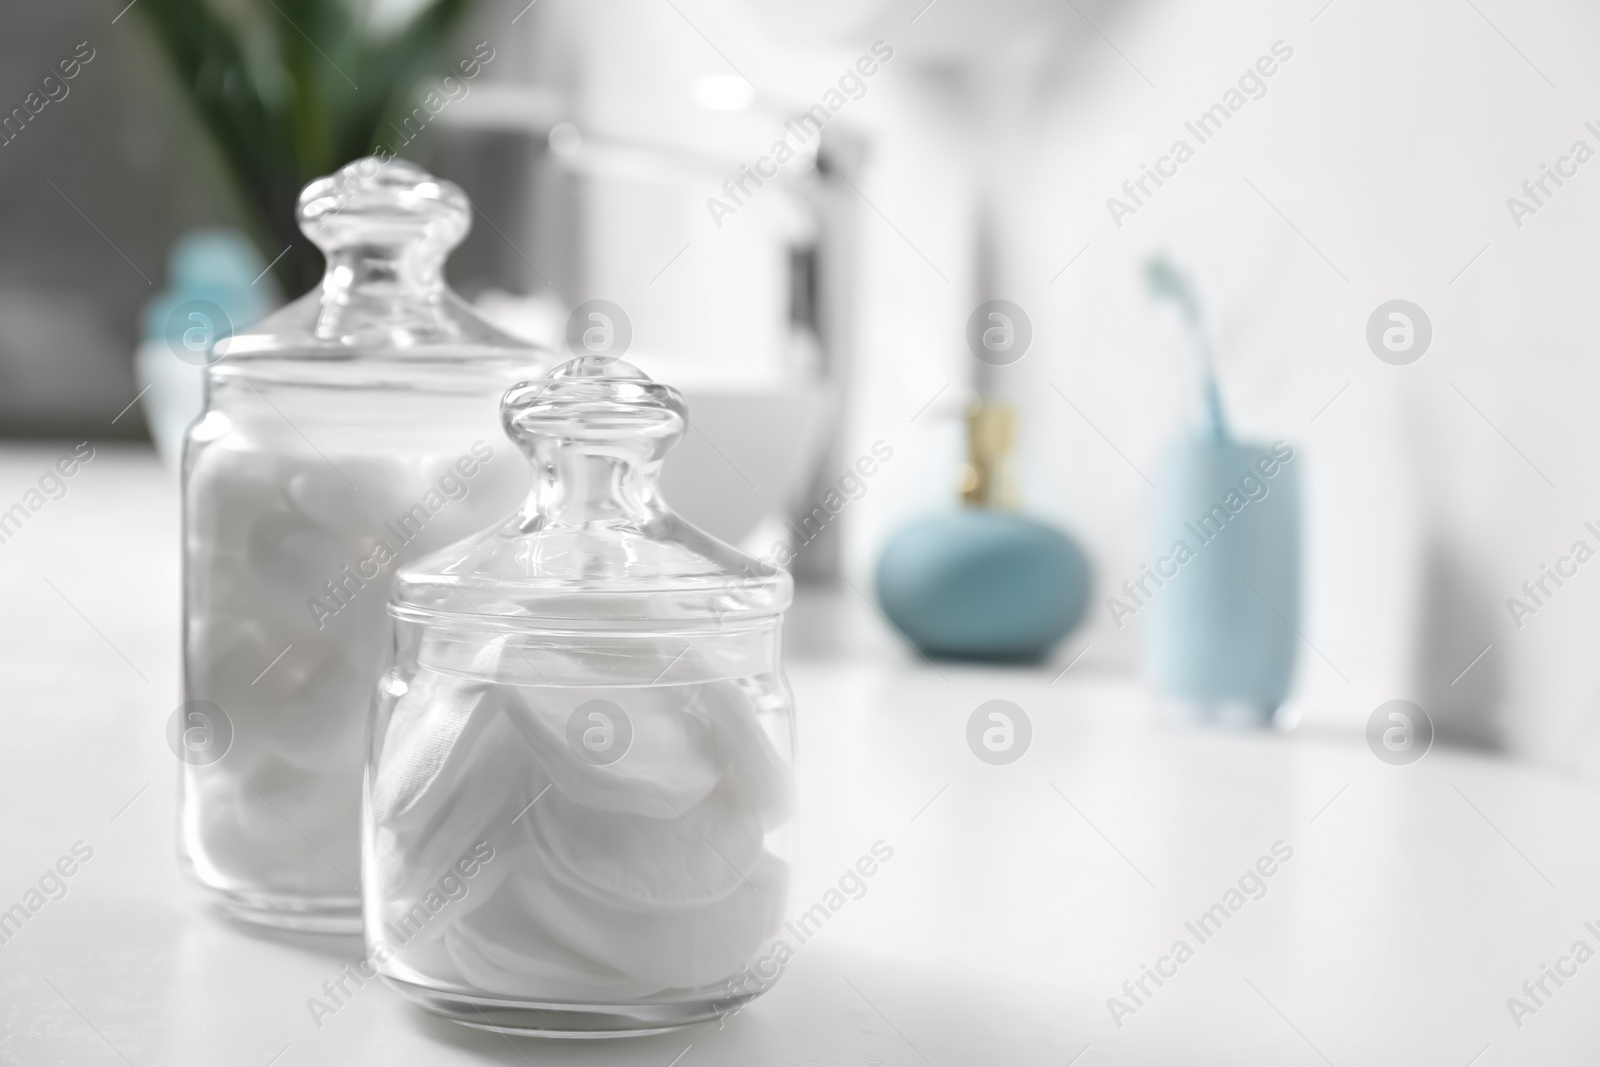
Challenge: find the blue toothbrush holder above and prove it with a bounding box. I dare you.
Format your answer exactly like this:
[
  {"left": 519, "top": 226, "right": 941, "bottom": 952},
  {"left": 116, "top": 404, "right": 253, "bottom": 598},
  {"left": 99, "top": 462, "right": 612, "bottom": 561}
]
[{"left": 1136, "top": 436, "right": 1302, "bottom": 728}]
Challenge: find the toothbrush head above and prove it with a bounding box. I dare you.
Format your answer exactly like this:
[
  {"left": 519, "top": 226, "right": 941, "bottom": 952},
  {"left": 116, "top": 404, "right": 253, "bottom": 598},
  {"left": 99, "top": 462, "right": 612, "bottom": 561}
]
[
  {"left": 1145, "top": 254, "right": 1229, "bottom": 440},
  {"left": 1144, "top": 255, "right": 1201, "bottom": 323}
]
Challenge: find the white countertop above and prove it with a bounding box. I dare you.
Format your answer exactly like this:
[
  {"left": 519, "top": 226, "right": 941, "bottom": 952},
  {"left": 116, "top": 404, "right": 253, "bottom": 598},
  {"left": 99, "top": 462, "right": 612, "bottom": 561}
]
[{"left": 2, "top": 445, "right": 1598, "bottom": 1065}]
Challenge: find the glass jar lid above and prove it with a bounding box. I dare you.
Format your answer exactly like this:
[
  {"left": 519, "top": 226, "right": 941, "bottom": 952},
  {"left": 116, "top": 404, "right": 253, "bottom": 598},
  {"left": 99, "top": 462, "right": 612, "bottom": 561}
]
[
  {"left": 391, "top": 357, "right": 793, "bottom": 629},
  {"left": 214, "top": 157, "right": 543, "bottom": 367}
]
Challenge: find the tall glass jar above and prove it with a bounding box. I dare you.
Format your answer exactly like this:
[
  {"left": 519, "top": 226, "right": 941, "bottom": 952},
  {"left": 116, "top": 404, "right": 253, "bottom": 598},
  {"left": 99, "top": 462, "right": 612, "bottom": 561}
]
[
  {"left": 179, "top": 158, "right": 549, "bottom": 931},
  {"left": 363, "top": 358, "right": 796, "bottom": 1035}
]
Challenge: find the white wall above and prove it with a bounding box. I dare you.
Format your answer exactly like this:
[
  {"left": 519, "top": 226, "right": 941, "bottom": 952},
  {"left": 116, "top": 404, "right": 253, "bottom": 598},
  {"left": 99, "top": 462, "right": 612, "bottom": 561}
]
[{"left": 835, "top": 0, "right": 1600, "bottom": 772}]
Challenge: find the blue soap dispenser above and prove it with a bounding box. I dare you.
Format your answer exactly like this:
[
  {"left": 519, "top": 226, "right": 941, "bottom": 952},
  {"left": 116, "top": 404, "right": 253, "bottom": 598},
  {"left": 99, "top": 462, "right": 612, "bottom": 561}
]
[
  {"left": 876, "top": 200, "right": 1090, "bottom": 661},
  {"left": 876, "top": 397, "right": 1092, "bottom": 661}
]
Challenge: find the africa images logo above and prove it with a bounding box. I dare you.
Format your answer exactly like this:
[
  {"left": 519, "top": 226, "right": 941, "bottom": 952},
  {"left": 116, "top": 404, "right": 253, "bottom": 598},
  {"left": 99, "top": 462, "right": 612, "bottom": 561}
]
[
  {"left": 565, "top": 699, "right": 633, "bottom": 766},
  {"left": 966, "top": 301, "right": 1032, "bottom": 367},
  {"left": 565, "top": 300, "right": 632, "bottom": 363}
]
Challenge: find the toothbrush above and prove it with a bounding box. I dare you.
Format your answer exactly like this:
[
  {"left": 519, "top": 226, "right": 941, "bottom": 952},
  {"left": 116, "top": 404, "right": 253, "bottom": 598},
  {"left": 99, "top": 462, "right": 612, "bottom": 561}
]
[{"left": 1145, "top": 256, "right": 1229, "bottom": 444}]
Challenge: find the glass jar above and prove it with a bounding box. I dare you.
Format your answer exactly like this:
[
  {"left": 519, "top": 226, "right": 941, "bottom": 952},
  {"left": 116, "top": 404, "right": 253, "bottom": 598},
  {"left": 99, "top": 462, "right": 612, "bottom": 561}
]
[
  {"left": 363, "top": 357, "right": 796, "bottom": 1035},
  {"left": 179, "top": 158, "right": 549, "bottom": 931}
]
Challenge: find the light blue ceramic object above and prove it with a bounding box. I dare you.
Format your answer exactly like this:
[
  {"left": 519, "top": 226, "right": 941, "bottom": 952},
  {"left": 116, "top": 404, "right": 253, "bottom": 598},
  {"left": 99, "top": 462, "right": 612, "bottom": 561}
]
[
  {"left": 136, "top": 229, "right": 276, "bottom": 469},
  {"left": 876, "top": 510, "right": 1091, "bottom": 662},
  {"left": 1138, "top": 256, "right": 1302, "bottom": 727},
  {"left": 1142, "top": 439, "right": 1301, "bottom": 726}
]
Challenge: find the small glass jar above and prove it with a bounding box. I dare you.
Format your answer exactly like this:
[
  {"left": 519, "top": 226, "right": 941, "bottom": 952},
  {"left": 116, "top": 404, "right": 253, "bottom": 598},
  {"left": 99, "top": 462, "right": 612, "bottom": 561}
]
[
  {"left": 363, "top": 358, "right": 796, "bottom": 1035},
  {"left": 179, "top": 158, "right": 549, "bottom": 931}
]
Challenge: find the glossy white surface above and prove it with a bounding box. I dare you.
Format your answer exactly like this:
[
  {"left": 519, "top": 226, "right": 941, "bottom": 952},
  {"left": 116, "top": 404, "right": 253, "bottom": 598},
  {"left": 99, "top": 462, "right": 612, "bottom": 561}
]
[{"left": 2, "top": 446, "right": 1598, "bottom": 1065}]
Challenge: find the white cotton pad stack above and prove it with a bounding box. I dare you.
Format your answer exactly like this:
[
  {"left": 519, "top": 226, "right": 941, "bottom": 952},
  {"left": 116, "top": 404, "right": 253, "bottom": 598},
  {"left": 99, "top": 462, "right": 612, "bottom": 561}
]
[
  {"left": 528, "top": 776, "right": 764, "bottom": 912},
  {"left": 444, "top": 879, "right": 663, "bottom": 1000},
  {"left": 368, "top": 639, "right": 529, "bottom": 914},
  {"left": 502, "top": 682, "right": 723, "bottom": 818},
  {"left": 370, "top": 664, "right": 795, "bottom": 1000},
  {"left": 185, "top": 445, "right": 521, "bottom": 900}
]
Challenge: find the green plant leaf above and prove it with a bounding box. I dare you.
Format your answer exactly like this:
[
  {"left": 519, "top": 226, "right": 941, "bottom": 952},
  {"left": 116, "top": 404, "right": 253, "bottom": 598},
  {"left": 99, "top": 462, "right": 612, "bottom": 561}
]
[{"left": 136, "top": 0, "right": 483, "bottom": 295}]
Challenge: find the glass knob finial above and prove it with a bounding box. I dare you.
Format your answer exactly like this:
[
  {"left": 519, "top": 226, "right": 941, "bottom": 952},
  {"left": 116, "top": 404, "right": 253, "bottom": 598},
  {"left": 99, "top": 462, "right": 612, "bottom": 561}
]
[
  {"left": 289, "top": 157, "right": 489, "bottom": 342},
  {"left": 501, "top": 358, "right": 687, "bottom": 453},
  {"left": 297, "top": 156, "right": 471, "bottom": 263}
]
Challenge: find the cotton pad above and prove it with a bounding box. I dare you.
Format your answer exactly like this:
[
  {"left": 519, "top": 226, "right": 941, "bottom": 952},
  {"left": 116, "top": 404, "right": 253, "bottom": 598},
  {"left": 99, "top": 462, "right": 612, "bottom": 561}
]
[
  {"left": 506, "top": 847, "right": 790, "bottom": 990},
  {"left": 371, "top": 709, "right": 533, "bottom": 911},
  {"left": 371, "top": 645, "right": 513, "bottom": 829},
  {"left": 501, "top": 682, "right": 721, "bottom": 818},
  {"left": 528, "top": 775, "right": 764, "bottom": 913},
  {"left": 443, "top": 880, "right": 664, "bottom": 1001},
  {"left": 695, "top": 677, "right": 794, "bottom": 830}
]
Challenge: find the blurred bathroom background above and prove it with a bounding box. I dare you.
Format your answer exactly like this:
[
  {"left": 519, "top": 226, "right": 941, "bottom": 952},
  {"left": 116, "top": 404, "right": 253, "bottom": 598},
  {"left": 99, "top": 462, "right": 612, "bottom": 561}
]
[{"left": 6, "top": 0, "right": 1600, "bottom": 773}]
